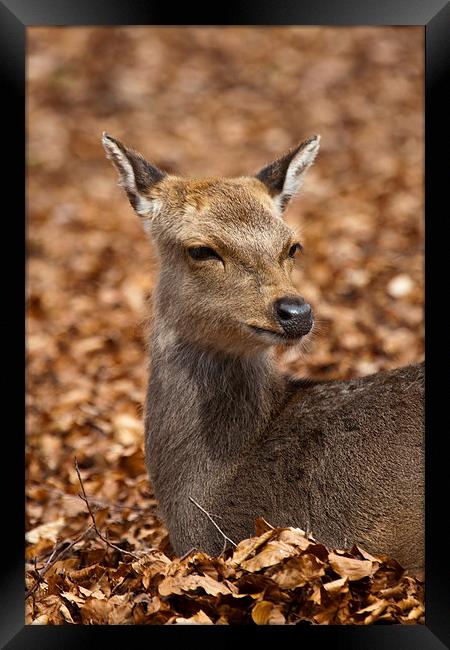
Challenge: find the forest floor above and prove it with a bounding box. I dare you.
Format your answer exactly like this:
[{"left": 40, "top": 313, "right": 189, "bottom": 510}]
[{"left": 26, "top": 27, "right": 424, "bottom": 624}]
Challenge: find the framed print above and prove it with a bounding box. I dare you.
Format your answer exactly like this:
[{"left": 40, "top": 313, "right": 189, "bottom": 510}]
[{"left": 2, "top": 0, "right": 449, "bottom": 647}]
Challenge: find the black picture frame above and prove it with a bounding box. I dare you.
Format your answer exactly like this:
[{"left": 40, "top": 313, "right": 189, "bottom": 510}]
[{"left": 4, "top": 0, "right": 449, "bottom": 647}]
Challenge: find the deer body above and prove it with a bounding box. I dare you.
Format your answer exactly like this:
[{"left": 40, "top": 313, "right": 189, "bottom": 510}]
[
  {"left": 104, "top": 133, "right": 424, "bottom": 575},
  {"left": 145, "top": 332, "right": 423, "bottom": 572}
]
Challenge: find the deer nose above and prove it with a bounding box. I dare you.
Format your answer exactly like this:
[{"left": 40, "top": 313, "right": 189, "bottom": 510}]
[{"left": 274, "top": 297, "right": 314, "bottom": 337}]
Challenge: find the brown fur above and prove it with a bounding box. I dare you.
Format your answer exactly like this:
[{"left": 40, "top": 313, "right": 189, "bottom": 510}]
[{"left": 103, "top": 133, "right": 424, "bottom": 575}]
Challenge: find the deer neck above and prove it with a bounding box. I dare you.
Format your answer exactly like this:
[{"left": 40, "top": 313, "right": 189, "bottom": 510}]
[{"left": 145, "top": 321, "right": 283, "bottom": 479}]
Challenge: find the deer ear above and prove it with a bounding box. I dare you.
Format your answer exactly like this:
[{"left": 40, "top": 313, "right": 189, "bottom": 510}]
[
  {"left": 102, "top": 132, "right": 166, "bottom": 218},
  {"left": 256, "top": 135, "right": 320, "bottom": 213}
]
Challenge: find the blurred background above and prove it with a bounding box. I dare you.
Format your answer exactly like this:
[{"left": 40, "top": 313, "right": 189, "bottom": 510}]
[{"left": 26, "top": 26, "right": 424, "bottom": 578}]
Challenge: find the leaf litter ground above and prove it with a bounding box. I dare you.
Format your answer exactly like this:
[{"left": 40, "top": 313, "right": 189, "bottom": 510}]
[{"left": 26, "top": 27, "right": 424, "bottom": 624}]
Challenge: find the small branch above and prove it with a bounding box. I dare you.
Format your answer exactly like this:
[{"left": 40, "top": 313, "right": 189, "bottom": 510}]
[
  {"left": 75, "top": 458, "right": 140, "bottom": 560},
  {"left": 188, "top": 496, "right": 237, "bottom": 554},
  {"left": 180, "top": 547, "right": 198, "bottom": 561},
  {"left": 31, "top": 484, "right": 154, "bottom": 514},
  {"left": 25, "top": 524, "right": 94, "bottom": 600}
]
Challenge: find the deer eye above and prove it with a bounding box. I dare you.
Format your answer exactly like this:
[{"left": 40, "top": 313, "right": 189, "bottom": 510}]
[
  {"left": 188, "top": 246, "right": 222, "bottom": 262},
  {"left": 288, "top": 242, "right": 303, "bottom": 258}
]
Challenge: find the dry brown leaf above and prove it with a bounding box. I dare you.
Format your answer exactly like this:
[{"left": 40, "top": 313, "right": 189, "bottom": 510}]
[
  {"left": 254, "top": 517, "right": 275, "bottom": 535},
  {"left": 308, "top": 582, "right": 322, "bottom": 604},
  {"left": 66, "top": 563, "right": 105, "bottom": 585},
  {"left": 355, "top": 546, "right": 382, "bottom": 563},
  {"left": 26, "top": 517, "right": 65, "bottom": 544},
  {"left": 360, "top": 601, "right": 390, "bottom": 624},
  {"left": 36, "top": 595, "right": 68, "bottom": 625},
  {"left": 329, "top": 552, "right": 375, "bottom": 580},
  {"left": 175, "top": 610, "right": 214, "bottom": 624},
  {"left": 230, "top": 529, "right": 277, "bottom": 567},
  {"left": 80, "top": 598, "right": 111, "bottom": 625},
  {"left": 313, "top": 599, "right": 350, "bottom": 625},
  {"left": 270, "top": 553, "right": 325, "bottom": 589},
  {"left": 132, "top": 550, "right": 172, "bottom": 574},
  {"left": 278, "top": 528, "right": 314, "bottom": 551},
  {"left": 158, "top": 574, "right": 232, "bottom": 597},
  {"left": 252, "top": 600, "right": 286, "bottom": 625},
  {"left": 59, "top": 603, "right": 76, "bottom": 624},
  {"left": 240, "top": 541, "right": 296, "bottom": 573},
  {"left": 31, "top": 614, "right": 49, "bottom": 625},
  {"left": 407, "top": 605, "right": 425, "bottom": 622},
  {"left": 324, "top": 576, "right": 348, "bottom": 593},
  {"left": 61, "top": 591, "right": 85, "bottom": 607},
  {"left": 371, "top": 557, "right": 405, "bottom": 590},
  {"left": 357, "top": 598, "right": 388, "bottom": 615},
  {"left": 107, "top": 594, "right": 134, "bottom": 624}
]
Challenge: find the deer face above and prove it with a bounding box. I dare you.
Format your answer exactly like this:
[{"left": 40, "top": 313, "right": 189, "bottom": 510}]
[{"left": 103, "top": 134, "right": 320, "bottom": 355}]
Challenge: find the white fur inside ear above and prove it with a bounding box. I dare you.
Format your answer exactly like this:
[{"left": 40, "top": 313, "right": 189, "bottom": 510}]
[
  {"left": 274, "top": 135, "right": 321, "bottom": 211},
  {"left": 102, "top": 133, "right": 136, "bottom": 191},
  {"left": 102, "top": 133, "right": 157, "bottom": 219}
]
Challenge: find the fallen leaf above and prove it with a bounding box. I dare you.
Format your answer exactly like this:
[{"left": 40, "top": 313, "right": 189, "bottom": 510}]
[
  {"left": 61, "top": 591, "right": 85, "bottom": 606},
  {"left": 241, "top": 541, "right": 296, "bottom": 572},
  {"left": 26, "top": 517, "right": 65, "bottom": 544},
  {"left": 329, "top": 553, "right": 375, "bottom": 581},
  {"left": 158, "top": 574, "right": 232, "bottom": 597},
  {"left": 278, "top": 528, "right": 314, "bottom": 551},
  {"left": 31, "top": 614, "right": 49, "bottom": 625},
  {"left": 252, "top": 600, "right": 286, "bottom": 625},
  {"left": 59, "top": 603, "right": 75, "bottom": 623},
  {"left": 230, "top": 529, "right": 277, "bottom": 567},
  {"left": 175, "top": 609, "right": 214, "bottom": 624},
  {"left": 324, "top": 576, "right": 348, "bottom": 593},
  {"left": 254, "top": 517, "right": 275, "bottom": 535},
  {"left": 270, "top": 553, "right": 325, "bottom": 589}
]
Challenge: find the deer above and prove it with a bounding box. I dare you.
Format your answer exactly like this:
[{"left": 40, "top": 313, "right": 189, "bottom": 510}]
[{"left": 103, "top": 132, "right": 424, "bottom": 577}]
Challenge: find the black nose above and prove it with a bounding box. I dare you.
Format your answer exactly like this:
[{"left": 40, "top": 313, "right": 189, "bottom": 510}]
[{"left": 274, "top": 297, "right": 313, "bottom": 338}]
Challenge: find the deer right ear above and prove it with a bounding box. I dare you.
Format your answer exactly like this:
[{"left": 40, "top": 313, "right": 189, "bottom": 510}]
[
  {"left": 102, "top": 132, "right": 166, "bottom": 220},
  {"left": 256, "top": 135, "right": 320, "bottom": 214}
]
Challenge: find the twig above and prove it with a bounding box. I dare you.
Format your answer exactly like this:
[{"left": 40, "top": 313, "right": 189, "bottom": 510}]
[
  {"left": 25, "top": 524, "right": 94, "bottom": 600},
  {"left": 75, "top": 458, "right": 140, "bottom": 560},
  {"left": 188, "top": 496, "right": 237, "bottom": 554},
  {"left": 180, "top": 547, "right": 198, "bottom": 561},
  {"left": 32, "top": 484, "right": 155, "bottom": 514}
]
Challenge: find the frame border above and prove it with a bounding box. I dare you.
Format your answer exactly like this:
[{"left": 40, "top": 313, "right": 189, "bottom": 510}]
[{"left": 4, "top": 0, "right": 449, "bottom": 647}]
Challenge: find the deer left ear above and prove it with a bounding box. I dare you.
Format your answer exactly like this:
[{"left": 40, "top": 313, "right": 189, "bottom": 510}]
[
  {"left": 102, "top": 132, "right": 166, "bottom": 218},
  {"left": 256, "top": 135, "right": 320, "bottom": 213}
]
